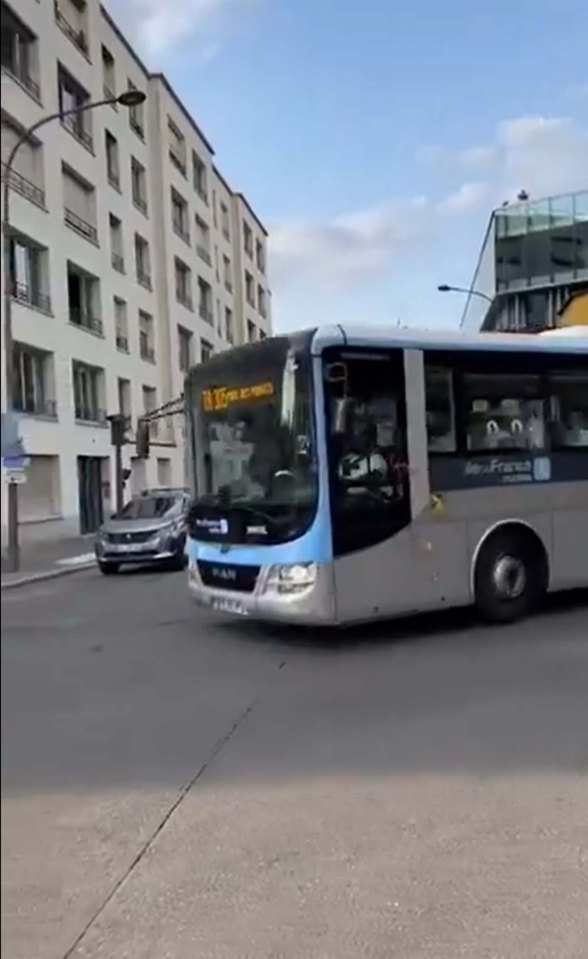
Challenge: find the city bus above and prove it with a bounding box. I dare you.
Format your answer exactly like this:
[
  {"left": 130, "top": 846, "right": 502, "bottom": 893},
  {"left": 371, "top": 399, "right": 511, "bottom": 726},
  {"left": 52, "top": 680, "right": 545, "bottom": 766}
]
[{"left": 184, "top": 326, "right": 587, "bottom": 626}]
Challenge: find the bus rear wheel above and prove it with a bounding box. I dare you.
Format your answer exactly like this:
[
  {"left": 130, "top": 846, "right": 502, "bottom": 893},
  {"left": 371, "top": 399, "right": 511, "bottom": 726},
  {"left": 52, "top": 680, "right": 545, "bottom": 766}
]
[{"left": 474, "top": 528, "right": 547, "bottom": 624}]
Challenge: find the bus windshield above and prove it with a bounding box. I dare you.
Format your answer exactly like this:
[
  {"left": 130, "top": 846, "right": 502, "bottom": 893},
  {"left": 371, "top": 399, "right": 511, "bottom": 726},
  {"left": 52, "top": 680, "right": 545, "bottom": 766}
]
[{"left": 187, "top": 334, "right": 318, "bottom": 545}]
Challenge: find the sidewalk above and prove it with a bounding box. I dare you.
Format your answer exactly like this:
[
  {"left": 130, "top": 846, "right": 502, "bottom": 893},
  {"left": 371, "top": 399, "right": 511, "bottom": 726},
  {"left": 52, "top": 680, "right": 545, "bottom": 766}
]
[{"left": 1, "top": 536, "right": 96, "bottom": 590}]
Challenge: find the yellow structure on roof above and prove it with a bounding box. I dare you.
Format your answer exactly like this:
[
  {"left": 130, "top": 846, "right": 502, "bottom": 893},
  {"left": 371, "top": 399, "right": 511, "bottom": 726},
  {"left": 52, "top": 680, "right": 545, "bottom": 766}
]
[{"left": 559, "top": 291, "right": 588, "bottom": 327}]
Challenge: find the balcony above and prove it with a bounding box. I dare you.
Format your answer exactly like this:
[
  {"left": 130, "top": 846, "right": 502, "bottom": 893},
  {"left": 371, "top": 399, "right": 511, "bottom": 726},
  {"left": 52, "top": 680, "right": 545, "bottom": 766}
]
[
  {"left": 107, "top": 170, "right": 120, "bottom": 191},
  {"left": 137, "top": 269, "right": 152, "bottom": 291},
  {"left": 199, "top": 303, "right": 213, "bottom": 325},
  {"left": 195, "top": 185, "right": 208, "bottom": 205},
  {"left": 64, "top": 208, "right": 98, "bottom": 245},
  {"left": 1, "top": 163, "right": 45, "bottom": 208},
  {"left": 140, "top": 345, "right": 156, "bottom": 363},
  {"left": 10, "top": 280, "right": 51, "bottom": 314},
  {"left": 54, "top": 3, "right": 89, "bottom": 58},
  {"left": 16, "top": 397, "right": 57, "bottom": 419},
  {"left": 111, "top": 252, "right": 125, "bottom": 273},
  {"left": 169, "top": 147, "right": 187, "bottom": 177},
  {"left": 62, "top": 113, "right": 93, "bottom": 152},
  {"left": 196, "top": 245, "right": 211, "bottom": 266},
  {"left": 2, "top": 59, "right": 41, "bottom": 102},
  {"left": 133, "top": 195, "right": 148, "bottom": 216},
  {"left": 116, "top": 333, "right": 129, "bottom": 352},
  {"left": 103, "top": 84, "right": 117, "bottom": 108},
  {"left": 129, "top": 115, "right": 144, "bottom": 140},
  {"left": 70, "top": 308, "right": 103, "bottom": 336},
  {"left": 177, "top": 291, "right": 194, "bottom": 311},
  {"left": 75, "top": 404, "right": 107, "bottom": 425}
]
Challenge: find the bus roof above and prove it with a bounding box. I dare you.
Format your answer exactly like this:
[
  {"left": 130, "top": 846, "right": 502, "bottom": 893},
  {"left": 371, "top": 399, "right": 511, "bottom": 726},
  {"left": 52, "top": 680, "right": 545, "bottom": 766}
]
[{"left": 311, "top": 324, "right": 588, "bottom": 355}]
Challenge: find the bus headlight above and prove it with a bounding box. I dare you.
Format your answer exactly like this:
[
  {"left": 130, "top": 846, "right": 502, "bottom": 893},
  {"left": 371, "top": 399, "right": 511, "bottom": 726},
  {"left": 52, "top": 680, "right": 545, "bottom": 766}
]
[{"left": 266, "top": 562, "right": 317, "bottom": 594}]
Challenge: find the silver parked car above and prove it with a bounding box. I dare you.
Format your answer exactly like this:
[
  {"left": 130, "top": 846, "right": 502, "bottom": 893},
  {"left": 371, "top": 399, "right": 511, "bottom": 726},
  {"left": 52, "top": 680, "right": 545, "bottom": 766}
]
[{"left": 95, "top": 488, "right": 190, "bottom": 575}]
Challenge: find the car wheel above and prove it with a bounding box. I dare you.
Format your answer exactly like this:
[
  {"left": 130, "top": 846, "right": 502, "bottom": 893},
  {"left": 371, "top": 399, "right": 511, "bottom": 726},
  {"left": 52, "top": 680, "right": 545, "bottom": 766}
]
[
  {"left": 99, "top": 561, "right": 120, "bottom": 576},
  {"left": 474, "top": 528, "right": 547, "bottom": 624}
]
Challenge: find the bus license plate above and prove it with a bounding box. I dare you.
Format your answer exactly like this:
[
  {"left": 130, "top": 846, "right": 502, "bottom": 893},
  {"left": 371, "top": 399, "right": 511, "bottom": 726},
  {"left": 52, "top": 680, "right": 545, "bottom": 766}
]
[{"left": 212, "top": 597, "right": 247, "bottom": 615}]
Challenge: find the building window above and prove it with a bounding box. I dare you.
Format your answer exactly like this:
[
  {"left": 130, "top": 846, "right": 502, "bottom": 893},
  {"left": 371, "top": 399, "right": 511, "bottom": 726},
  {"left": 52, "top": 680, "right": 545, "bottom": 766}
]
[
  {"left": 257, "top": 284, "right": 266, "bottom": 317},
  {"left": 67, "top": 263, "right": 102, "bottom": 335},
  {"left": 225, "top": 307, "right": 234, "bottom": 344},
  {"left": 131, "top": 157, "right": 147, "bottom": 214},
  {"left": 118, "top": 377, "right": 131, "bottom": 420},
  {"left": 127, "top": 80, "right": 145, "bottom": 138},
  {"left": 247, "top": 319, "right": 256, "bottom": 342},
  {"left": 464, "top": 373, "right": 547, "bottom": 453},
  {"left": 114, "top": 297, "right": 128, "bottom": 352},
  {"left": 201, "top": 339, "right": 213, "bottom": 363},
  {"left": 58, "top": 65, "right": 92, "bottom": 150},
  {"left": 54, "top": 0, "right": 89, "bottom": 57},
  {"left": 549, "top": 372, "right": 588, "bottom": 449},
  {"left": 134, "top": 234, "right": 151, "bottom": 289},
  {"left": 178, "top": 325, "right": 193, "bottom": 373},
  {"left": 142, "top": 385, "right": 158, "bottom": 437},
  {"left": 168, "top": 118, "right": 186, "bottom": 175},
  {"left": 192, "top": 151, "right": 207, "bottom": 202},
  {"left": 220, "top": 202, "right": 230, "bottom": 240},
  {"left": 62, "top": 164, "right": 98, "bottom": 244},
  {"left": 195, "top": 215, "right": 210, "bottom": 264},
  {"left": 109, "top": 214, "right": 124, "bottom": 272},
  {"left": 425, "top": 367, "right": 457, "bottom": 453},
  {"left": 7, "top": 234, "right": 50, "bottom": 312},
  {"left": 171, "top": 188, "right": 189, "bottom": 243},
  {"left": 197, "top": 276, "right": 213, "bottom": 324},
  {"left": 13, "top": 342, "right": 55, "bottom": 418},
  {"left": 73, "top": 361, "right": 105, "bottom": 423},
  {"left": 223, "top": 255, "right": 233, "bottom": 292},
  {"left": 1, "top": 3, "right": 40, "bottom": 101},
  {"left": 174, "top": 258, "right": 193, "bottom": 310},
  {"left": 245, "top": 270, "right": 255, "bottom": 307},
  {"left": 139, "top": 310, "right": 155, "bottom": 363},
  {"left": 1, "top": 116, "right": 45, "bottom": 206},
  {"left": 243, "top": 221, "right": 253, "bottom": 258},
  {"left": 256, "top": 238, "right": 265, "bottom": 273},
  {"left": 105, "top": 131, "right": 120, "bottom": 189},
  {"left": 101, "top": 45, "right": 116, "bottom": 100}
]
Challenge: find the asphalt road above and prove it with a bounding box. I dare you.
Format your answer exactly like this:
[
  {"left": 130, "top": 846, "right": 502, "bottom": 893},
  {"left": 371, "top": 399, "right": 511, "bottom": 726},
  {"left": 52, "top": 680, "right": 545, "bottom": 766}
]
[{"left": 2, "top": 568, "right": 587, "bottom": 959}]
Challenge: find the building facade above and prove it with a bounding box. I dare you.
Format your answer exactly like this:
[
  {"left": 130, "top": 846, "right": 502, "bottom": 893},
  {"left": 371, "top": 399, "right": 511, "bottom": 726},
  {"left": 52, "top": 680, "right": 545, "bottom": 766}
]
[
  {"left": 1, "top": 0, "right": 271, "bottom": 545},
  {"left": 461, "top": 190, "right": 588, "bottom": 333}
]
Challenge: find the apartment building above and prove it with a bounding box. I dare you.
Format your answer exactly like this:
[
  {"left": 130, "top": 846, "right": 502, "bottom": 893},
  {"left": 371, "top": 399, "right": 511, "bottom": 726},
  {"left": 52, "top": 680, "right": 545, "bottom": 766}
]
[{"left": 0, "top": 0, "right": 271, "bottom": 545}]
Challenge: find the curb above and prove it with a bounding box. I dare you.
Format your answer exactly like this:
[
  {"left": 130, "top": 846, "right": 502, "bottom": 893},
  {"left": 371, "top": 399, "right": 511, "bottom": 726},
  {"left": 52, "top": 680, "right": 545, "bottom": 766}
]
[{"left": 1, "top": 561, "right": 96, "bottom": 591}]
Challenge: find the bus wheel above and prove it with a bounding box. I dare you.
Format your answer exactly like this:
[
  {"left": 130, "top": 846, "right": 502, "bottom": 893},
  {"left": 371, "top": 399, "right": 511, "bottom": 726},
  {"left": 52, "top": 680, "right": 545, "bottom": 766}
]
[{"left": 474, "top": 528, "right": 547, "bottom": 624}]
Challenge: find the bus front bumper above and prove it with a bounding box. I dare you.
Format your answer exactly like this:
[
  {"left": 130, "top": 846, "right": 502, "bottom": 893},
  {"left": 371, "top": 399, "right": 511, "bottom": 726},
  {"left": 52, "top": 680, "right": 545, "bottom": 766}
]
[{"left": 187, "top": 561, "right": 335, "bottom": 626}]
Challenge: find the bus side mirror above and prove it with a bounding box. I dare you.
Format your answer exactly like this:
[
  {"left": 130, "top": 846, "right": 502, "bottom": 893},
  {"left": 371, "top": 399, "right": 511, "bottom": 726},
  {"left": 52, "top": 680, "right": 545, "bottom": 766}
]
[{"left": 332, "top": 397, "right": 353, "bottom": 435}]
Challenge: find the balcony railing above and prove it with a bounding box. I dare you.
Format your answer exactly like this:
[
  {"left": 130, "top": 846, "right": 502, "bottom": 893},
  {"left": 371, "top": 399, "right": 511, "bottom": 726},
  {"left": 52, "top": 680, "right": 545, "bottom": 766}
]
[
  {"left": 116, "top": 334, "right": 129, "bottom": 352},
  {"left": 112, "top": 252, "right": 125, "bottom": 273},
  {"left": 173, "top": 220, "right": 190, "bottom": 244},
  {"left": 224, "top": 279, "right": 233, "bottom": 294},
  {"left": 70, "top": 308, "right": 103, "bottom": 336},
  {"left": 140, "top": 345, "right": 156, "bottom": 363},
  {"left": 196, "top": 245, "right": 211, "bottom": 266},
  {"left": 15, "top": 397, "right": 57, "bottom": 419},
  {"left": 133, "top": 194, "right": 148, "bottom": 216},
  {"left": 245, "top": 244, "right": 253, "bottom": 260},
  {"left": 54, "top": 3, "right": 89, "bottom": 57},
  {"left": 137, "top": 268, "right": 152, "bottom": 290},
  {"left": 10, "top": 280, "right": 51, "bottom": 314},
  {"left": 177, "top": 291, "right": 194, "bottom": 311},
  {"left": 169, "top": 148, "right": 187, "bottom": 176},
  {"left": 195, "top": 184, "right": 208, "bottom": 205},
  {"left": 107, "top": 169, "right": 120, "bottom": 191},
  {"left": 61, "top": 113, "right": 93, "bottom": 152},
  {"left": 2, "top": 58, "right": 42, "bottom": 101},
  {"left": 222, "top": 226, "right": 230, "bottom": 241},
  {"left": 103, "top": 84, "right": 117, "bottom": 108},
  {"left": 64, "top": 207, "right": 98, "bottom": 244},
  {"left": 1, "top": 162, "right": 45, "bottom": 207},
  {"left": 129, "top": 115, "right": 145, "bottom": 140},
  {"left": 199, "top": 303, "right": 214, "bottom": 325},
  {"left": 75, "top": 404, "right": 107, "bottom": 425}
]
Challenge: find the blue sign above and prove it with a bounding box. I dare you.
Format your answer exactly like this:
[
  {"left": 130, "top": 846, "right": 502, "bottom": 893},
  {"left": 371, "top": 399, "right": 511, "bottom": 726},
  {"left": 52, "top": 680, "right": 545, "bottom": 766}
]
[{"left": 3, "top": 454, "right": 28, "bottom": 469}]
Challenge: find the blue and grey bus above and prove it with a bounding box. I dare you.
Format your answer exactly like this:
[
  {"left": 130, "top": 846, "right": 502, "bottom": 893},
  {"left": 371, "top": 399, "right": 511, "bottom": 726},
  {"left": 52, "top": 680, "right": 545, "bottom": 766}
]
[{"left": 184, "top": 326, "right": 587, "bottom": 626}]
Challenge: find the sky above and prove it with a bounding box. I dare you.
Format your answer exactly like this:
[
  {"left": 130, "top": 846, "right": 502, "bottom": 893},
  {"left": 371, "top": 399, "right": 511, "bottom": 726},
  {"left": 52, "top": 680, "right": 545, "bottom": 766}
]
[{"left": 110, "top": 0, "right": 588, "bottom": 332}]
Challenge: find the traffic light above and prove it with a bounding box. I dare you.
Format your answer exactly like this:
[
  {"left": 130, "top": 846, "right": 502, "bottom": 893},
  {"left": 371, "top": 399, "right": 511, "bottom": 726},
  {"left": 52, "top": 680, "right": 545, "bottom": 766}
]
[{"left": 136, "top": 418, "right": 150, "bottom": 458}]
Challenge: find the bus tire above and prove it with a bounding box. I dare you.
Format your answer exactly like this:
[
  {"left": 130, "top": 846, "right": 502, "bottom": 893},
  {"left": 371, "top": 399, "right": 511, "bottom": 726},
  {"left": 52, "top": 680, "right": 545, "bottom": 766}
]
[
  {"left": 99, "top": 561, "right": 120, "bottom": 576},
  {"left": 474, "top": 527, "right": 547, "bottom": 624}
]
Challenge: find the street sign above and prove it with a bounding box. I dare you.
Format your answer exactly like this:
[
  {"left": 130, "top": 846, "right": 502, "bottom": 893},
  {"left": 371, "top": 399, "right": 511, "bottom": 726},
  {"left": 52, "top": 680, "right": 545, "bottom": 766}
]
[
  {"left": 2, "top": 454, "right": 30, "bottom": 470},
  {"left": 1, "top": 412, "right": 26, "bottom": 458}
]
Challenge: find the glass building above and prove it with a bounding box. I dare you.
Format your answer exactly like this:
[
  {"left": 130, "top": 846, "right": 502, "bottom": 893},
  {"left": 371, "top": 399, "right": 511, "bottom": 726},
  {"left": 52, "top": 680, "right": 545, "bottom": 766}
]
[{"left": 461, "top": 189, "right": 588, "bottom": 332}]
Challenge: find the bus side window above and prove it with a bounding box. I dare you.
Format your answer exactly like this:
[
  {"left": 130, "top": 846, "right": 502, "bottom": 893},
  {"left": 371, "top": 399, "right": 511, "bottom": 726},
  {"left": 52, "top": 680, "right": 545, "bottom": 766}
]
[
  {"left": 549, "top": 371, "right": 588, "bottom": 449},
  {"left": 425, "top": 366, "right": 456, "bottom": 453}
]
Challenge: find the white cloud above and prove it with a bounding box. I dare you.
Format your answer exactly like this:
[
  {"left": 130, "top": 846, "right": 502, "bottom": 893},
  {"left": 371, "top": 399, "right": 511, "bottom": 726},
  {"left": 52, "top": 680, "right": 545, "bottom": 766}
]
[
  {"left": 456, "top": 145, "right": 499, "bottom": 171},
  {"left": 110, "top": 0, "right": 258, "bottom": 58},
  {"left": 496, "top": 115, "right": 588, "bottom": 199},
  {"left": 438, "top": 181, "right": 490, "bottom": 215}
]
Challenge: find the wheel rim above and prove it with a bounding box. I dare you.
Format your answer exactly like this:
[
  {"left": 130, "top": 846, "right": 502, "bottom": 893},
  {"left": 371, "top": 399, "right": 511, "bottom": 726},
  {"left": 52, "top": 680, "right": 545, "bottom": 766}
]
[{"left": 492, "top": 554, "right": 527, "bottom": 600}]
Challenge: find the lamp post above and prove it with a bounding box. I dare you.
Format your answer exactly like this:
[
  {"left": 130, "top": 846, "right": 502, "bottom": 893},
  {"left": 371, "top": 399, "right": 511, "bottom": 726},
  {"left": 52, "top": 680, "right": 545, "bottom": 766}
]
[
  {"left": 437, "top": 284, "right": 494, "bottom": 304},
  {"left": 2, "top": 89, "right": 146, "bottom": 572}
]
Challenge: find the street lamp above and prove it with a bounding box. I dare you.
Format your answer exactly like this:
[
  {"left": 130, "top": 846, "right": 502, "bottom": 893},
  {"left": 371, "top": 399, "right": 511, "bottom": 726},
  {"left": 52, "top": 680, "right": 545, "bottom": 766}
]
[
  {"left": 437, "top": 284, "right": 494, "bottom": 304},
  {"left": 2, "top": 90, "right": 146, "bottom": 572}
]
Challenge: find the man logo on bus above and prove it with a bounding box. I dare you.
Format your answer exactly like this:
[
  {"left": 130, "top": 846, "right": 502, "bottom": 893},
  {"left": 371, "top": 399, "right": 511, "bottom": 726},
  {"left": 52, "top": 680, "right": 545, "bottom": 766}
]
[{"left": 533, "top": 457, "right": 551, "bottom": 483}]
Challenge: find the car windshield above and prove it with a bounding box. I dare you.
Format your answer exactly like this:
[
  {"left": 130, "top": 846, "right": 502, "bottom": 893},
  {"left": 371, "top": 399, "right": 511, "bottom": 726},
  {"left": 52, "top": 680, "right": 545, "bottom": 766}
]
[
  {"left": 116, "top": 496, "right": 180, "bottom": 520},
  {"left": 186, "top": 334, "right": 318, "bottom": 545}
]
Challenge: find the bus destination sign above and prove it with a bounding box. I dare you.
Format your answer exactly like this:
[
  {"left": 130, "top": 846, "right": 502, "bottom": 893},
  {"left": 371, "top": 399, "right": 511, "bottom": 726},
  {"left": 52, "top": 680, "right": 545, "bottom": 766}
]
[{"left": 201, "top": 382, "right": 275, "bottom": 412}]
